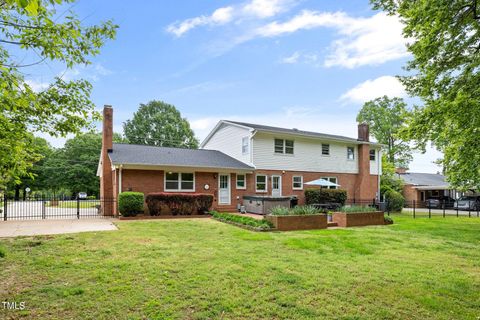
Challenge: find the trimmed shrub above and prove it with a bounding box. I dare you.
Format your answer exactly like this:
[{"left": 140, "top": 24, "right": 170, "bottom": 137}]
[
  {"left": 146, "top": 193, "right": 213, "bottom": 216},
  {"left": 211, "top": 211, "right": 273, "bottom": 230},
  {"left": 305, "top": 188, "right": 347, "bottom": 205},
  {"left": 384, "top": 215, "right": 394, "bottom": 225},
  {"left": 384, "top": 190, "right": 405, "bottom": 212},
  {"left": 118, "top": 192, "right": 144, "bottom": 217}
]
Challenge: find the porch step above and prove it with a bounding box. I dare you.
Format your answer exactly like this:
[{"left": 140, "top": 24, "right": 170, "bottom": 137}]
[{"left": 327, "top": 222, "right": 338, "bottom": 227}]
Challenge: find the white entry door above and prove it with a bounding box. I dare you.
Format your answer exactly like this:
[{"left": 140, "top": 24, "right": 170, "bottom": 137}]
[
  {"left": 272, "top": 175, "right": 282, "bottom": 197},
  {"left": 218, "top": 174, "right": 231, "bottom": 205}
]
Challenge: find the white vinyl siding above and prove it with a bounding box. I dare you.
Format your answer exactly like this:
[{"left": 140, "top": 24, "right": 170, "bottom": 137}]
[
  {"left": 201, "top": 123, "right": 251, "bottom": 165},
  {"left": 252, "top": 132, "right": 358, "bottom": 173},
  {"left": 242, "top": 137, "right": 249, "bottom": 155}
]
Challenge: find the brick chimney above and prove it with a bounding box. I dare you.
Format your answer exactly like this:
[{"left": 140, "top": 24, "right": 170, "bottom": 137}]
[
  {"left": 357, "top": 123, "right": 369, "bottom": 142},
  {"left": 100, "top": 105, "right": 115, "bottom": 216},
  {"left": 354, "top": 123, "right": 374, "bottom": 200}
]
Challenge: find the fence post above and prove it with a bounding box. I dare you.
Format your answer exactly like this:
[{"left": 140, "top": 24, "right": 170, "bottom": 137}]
[
  {"left": 42, "top": 196, "right": 46, "bottom": 220},
  {"left": 3, "top": 193, "right": 7, "bottom": 221},
  {"left": 428, "top": 203, "right": 431, "bottom": 219},
  {"left": 456, "top": 199, "right": 459, "bottom": 217},
  {"left": 77, "top": 198, "right": 80, "bottom": 219},
  {"left": 443, "top": 199, "right": 445, "bottom": 218},
  {"left": 468, "top": 200, "right": 471, "bottom": 218},
  {"left": 413, "top": 200, "right": 416, "bottom": 219}
]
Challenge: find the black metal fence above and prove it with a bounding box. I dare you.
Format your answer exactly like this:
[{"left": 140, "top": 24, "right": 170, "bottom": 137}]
[
  {"left": 342, "top": 198, "right": 480, "bottom": 218},
  {"left": 0, "top": 195, "right": 116, "bottom": 220}
]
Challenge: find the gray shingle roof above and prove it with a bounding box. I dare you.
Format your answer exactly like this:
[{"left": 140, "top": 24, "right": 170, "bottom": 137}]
[
  {"left": 225, "top": 120, "right": 381, "bottom": 145},
  {"left": 109, "top": 143, "right": 254, "bottom": 170},
  {"left": 399, "top": 172, "right": 448, "bottom": 187}
]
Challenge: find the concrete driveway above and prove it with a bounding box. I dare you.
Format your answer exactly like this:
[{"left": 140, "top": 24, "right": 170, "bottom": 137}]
[{"left": 0, "top": 219, "right": 118, "bottom": 238}]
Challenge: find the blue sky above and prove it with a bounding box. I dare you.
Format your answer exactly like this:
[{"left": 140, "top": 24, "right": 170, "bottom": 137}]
[{"left": 28, "top": 0, "right": 442, "bottom": 173}]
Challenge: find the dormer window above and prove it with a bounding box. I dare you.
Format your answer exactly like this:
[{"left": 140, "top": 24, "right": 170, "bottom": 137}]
[{"left": 274, "top": 139, "right": 294, "bottom": 154}]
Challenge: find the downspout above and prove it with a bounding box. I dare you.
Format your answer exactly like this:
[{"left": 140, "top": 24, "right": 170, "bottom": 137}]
[{"left": 118, "top": 165, "right": 123, "bottom": 196}]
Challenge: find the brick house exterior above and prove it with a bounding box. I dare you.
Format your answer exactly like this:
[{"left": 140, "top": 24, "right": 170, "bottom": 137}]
[{"left": 98, "top": 106, "right": 382, "bottom": 215}]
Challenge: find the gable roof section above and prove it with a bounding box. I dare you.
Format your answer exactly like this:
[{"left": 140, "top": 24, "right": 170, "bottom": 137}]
[
  {"left": 201, "top": 120, "right": 382, "bottom": 147},
  {"left": 109, "top": 143, "right": 254, "bottom": 170},
  {"left": 399, "top": 172, "right": 448, "bottom": 187}
]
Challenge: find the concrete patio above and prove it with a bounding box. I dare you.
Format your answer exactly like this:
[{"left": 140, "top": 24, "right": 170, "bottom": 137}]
[{"left": 0, "top": 219, "right": 118, "bottom": 238}]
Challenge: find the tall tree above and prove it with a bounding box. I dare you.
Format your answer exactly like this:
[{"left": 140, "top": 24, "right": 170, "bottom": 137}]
[
  {"left": 40, "top": 132, "right": 125, "bottom": 197},
  {"left": 357, "top": 96, "right": 413, "bottom": 168},
  {"left": 371, "top": 0, "right": 480, "bottom": 190},
  {"left": 124, "top": 100, "right": 199, "bottom": 148},
  {"left": 0, "top": 0, "right": 117, "bottom": 189}
]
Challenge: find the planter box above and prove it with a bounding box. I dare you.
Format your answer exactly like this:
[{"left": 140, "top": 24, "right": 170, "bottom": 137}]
[
  {"left": 332, "top": 211, "right": 384, "bottom": 227},
  {"left": 265, "top": 214, "right": 327, "bottom": 231}
]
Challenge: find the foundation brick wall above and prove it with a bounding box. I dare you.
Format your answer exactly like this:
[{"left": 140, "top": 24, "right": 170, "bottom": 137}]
[
  {"left": 117, "top": 168, "right": 379, "bottom": 213},
  {"left": 403, "top": 184, "right": 420, "bottom": 203}
]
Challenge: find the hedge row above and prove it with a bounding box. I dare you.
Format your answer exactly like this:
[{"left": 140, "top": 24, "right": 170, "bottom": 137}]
[
  {"left": 146, "top": 193, "right": 213, "bottom": 216},
  {"left": 305, "top": 188, "right": 347, "bottom": 205}
]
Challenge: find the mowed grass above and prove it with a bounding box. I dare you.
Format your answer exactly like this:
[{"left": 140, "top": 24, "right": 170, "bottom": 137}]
[{"left": 1, "top": 215, "right": 479, "bottom": 319}]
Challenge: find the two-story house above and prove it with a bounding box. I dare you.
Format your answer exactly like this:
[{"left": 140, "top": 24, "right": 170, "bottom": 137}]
[{"left": 99, "top": 106, "right": 382, "bottom": 215}]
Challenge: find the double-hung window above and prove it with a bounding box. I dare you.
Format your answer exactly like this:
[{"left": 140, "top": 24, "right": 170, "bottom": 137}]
[
  {"left": 274, "top": 139, "right": 294, "bottom": 154},
  {"left": 165, "top": 172, "right": 194, "bottom": 192},
  {"left": 369, "top": 149, "right": 376, "bottom": 161},
  {"left": 292, "top": 176, "right": 303, "bottom": 190},
  {"left": 347, "top": 147, "right": 355, "bottom": 160},
  {"left": 236, "top": 174, "right": 246, "bottom": 189},
  {"left": 242, "top": 137, "right": 249, "bottom": 154},
  {"left": 322, "top": 144, "right": 330, "bottom": 156},
  {"left": 256, "top": 175, "right": 267, "bottom": 192},
  {"left": 321, "top": 177, "right": 338, "bottom": 190}
]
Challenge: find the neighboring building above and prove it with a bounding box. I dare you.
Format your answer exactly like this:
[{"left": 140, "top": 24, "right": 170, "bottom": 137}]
[
  {"left": 98, "top": 106, "right": 382, "bottom": 215},
  {"left": 396, "top": 169, "right": 461, "bottom": 203}
]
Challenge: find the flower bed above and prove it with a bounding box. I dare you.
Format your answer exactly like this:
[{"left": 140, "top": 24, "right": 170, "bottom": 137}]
[
  {"left": 265, "top": 214, "right": 327, "bottom": 231},
  {"left": 332, "top": 206, "right": 386, "bottom": 227},
  {"left": 266, "top": 205, "right": 327, "bottom": 231},
  {"left": 211, "top": 212, "right": 274, "bottom": 231}
]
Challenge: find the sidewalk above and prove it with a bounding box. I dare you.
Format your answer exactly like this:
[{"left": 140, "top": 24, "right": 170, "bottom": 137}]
[{"left": 0, "top": 219, "right": 118, "bottom": 238}]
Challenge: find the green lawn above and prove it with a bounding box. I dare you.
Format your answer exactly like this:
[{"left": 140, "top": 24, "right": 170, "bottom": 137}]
[
  {"left": 1, "top": 215, "right": 479, "bottom": 319},
  {"left": 46, "top": 200, "right": 100, "bottom": 209}
]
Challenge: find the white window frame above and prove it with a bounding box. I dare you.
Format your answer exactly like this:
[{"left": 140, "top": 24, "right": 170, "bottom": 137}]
[
  {"left": 321, "top": 177, "right": 338, "bottom": 190},
  {"left": 164, "top": 172, "right": 195, "bottom": 192},
  {"left": 369, "top": 149, "right": 376, "bottom": 161},
  {"left": 236, "top": 174, "right": 246, "bottom": 190},
  {"left": 347, "top": 147, "right": 355, "bottom": 160},
  {"left": 321, "top": 143, "right": 330, "bottom": 156},
  {"left": 242, "top": 137, "right": 249, "bottom": 155},
  {"left": 255, "top": 174, "right": 268, "bottom": 193},
  {"left": 274, "top": 138, "right": 294, "bottom": 155},
  {"left": 292, "top": 176, "right": 303, "bottom": 190}
]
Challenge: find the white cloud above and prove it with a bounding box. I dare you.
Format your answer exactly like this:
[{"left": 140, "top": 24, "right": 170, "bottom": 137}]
[
  {"left": 324, "top": 12, "right": 409, "bottom": 68},
  {"left": 280, "top": 51, "right": 319, "bottom": 66},
  {"left": 167, "top": 6, "right": 234, "bottom": 37},
  {"left": 340, "top": 75, "right": 406, "bottom": 104},
  {"left": 25, "top": 79, "right": 50, "bottom": 92},
  {"left": 60, "top": 63, "right": 112, "bottom": 82},
  {"left": 256, "top": 10, "right": 344, "bottom": 37},
  {"left": 166, "top": 0, "right": 296, "bottom": 37},
  {"left": 280, "top": 51, "right": 300, "bottom": 64},
  {"left": 255, "top": 11, "right": 408, "bottom": 68},
  {"left": 243, "top": 0, "right": 294, "bottom": 18}
]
